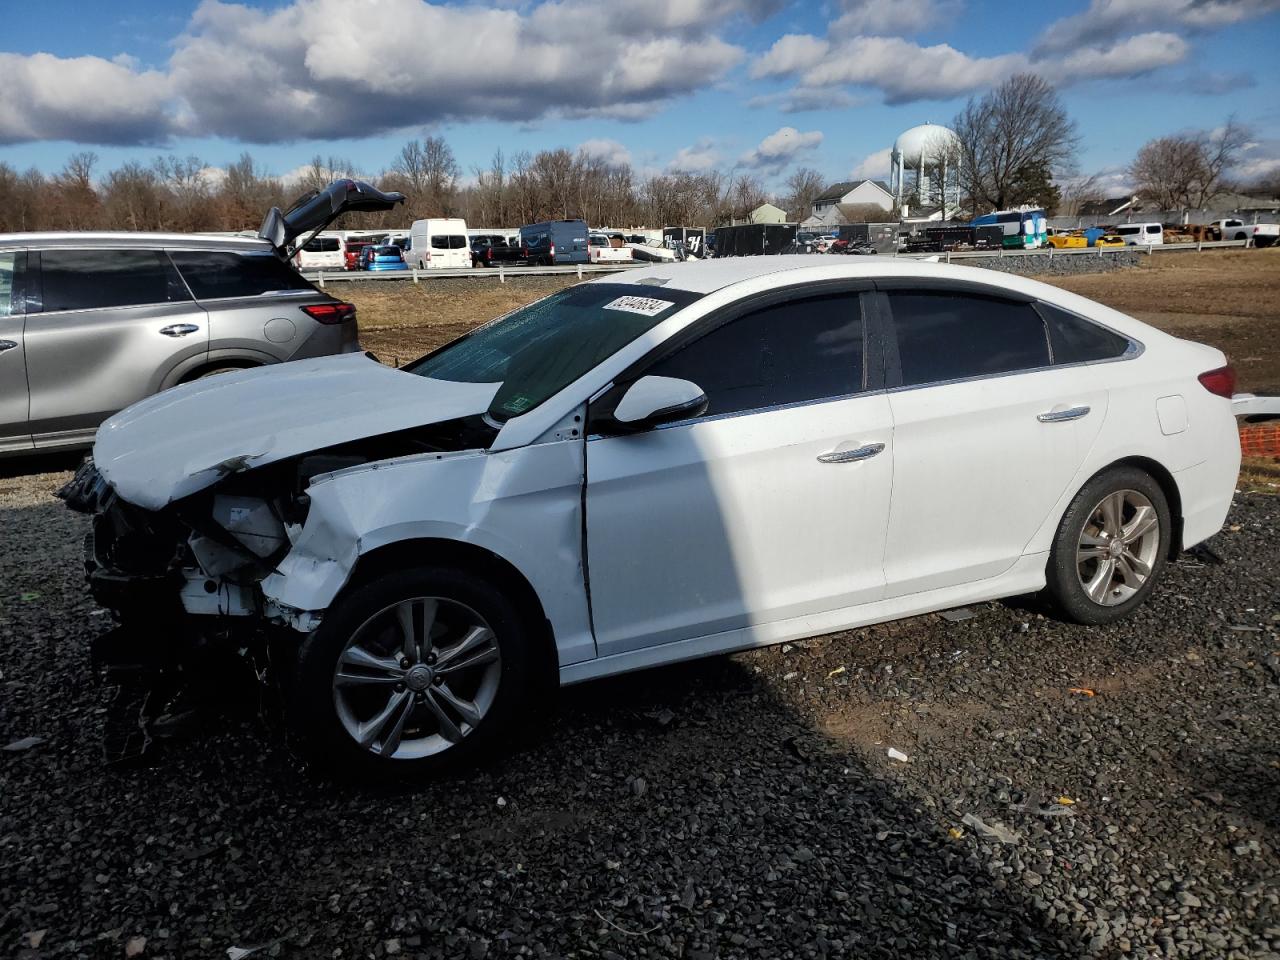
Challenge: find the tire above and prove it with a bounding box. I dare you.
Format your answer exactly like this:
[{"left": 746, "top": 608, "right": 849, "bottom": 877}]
[
  {"left": 185, "top": 364, "right": 253, "bottom": 382},
  {"left": 1043, "top": 466, "right": 1171, "bottom": 625},
  {"left": 290, "top": 566, "right": 538, "bottom": 780}
]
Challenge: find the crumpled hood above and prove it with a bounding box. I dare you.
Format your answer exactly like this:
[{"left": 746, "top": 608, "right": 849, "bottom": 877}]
[{"left": 94, "top": 353, "right": 499, "bottom": 510}]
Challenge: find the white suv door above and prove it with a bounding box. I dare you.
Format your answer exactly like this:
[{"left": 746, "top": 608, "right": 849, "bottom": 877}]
[
  {"left": 584, "top": 289, "right": 894, "bottom": 657},
  {"left": 875, "top": 286, "right": 1108, "bottom": 597}
]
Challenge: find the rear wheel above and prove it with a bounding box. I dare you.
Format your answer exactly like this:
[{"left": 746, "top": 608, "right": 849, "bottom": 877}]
[
  {"left": 290, "top": 567, "right": 537, "bottom": 779},
  {"left": 1043, "top": 467, "right": 1171, "bottom": 625}
]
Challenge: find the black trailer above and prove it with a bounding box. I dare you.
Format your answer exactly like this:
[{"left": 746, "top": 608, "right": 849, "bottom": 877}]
[
  {"left": 662, "top": 226, "right": 707, "bottom": 257},
  {"left": 713, "top": 222, "right": 798, "bottom": 256},
  {"left": 837, "top": 222, "right": 898, "bottom": 253}
]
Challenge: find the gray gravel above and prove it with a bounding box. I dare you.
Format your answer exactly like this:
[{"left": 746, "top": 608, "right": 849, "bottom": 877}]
[
  {"left": 950, "top": 250, "right": 1144, "bottom": 278},
  {"left": 2, "top": 459, "right": 1278, "bottom": 959}
]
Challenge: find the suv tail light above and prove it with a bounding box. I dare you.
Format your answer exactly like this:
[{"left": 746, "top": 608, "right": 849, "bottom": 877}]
[
  {"left": 302, "top": 302, "right": 356, "bottom": 325},
  {"left": 1197, "top": 365, "right": 1235, "bottom": 398}
]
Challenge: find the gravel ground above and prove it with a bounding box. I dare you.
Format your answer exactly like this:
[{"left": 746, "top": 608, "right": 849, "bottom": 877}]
[
  {"left": 954, "top": 250, "right": 1143, "bottom": 277},
  {"left": 1, "top": 460, "right": 1277, "bottom": 959}
]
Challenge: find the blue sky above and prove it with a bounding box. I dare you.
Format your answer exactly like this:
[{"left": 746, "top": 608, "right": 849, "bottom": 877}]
[{"left": 2, "top": 0, "right": 1278, "bottom": 192}]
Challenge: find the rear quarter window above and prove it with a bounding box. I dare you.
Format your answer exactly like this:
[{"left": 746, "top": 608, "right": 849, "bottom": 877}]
[
  {"left": 168, "top": 250, "right": 317, "bottom": 300},
  {"left": 1038, "top": 302, "right": 1133, "bottom": 363}
]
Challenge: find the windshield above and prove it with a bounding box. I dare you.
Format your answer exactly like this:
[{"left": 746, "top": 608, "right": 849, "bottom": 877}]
[{"left": 404, "top": 282, "right": 704, "bottom": 421}]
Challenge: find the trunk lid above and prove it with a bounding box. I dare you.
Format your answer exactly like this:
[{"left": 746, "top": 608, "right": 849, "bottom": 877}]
[{"left": 258, "top": 179, "right": 405, "bottom": 259}]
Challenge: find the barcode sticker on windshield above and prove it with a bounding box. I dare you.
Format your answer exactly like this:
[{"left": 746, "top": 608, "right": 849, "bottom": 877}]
[{"left": 603, "top": 295, "right": 675, "bottom": 317}]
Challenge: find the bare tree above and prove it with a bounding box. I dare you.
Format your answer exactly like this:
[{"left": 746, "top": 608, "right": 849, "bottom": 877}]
[
  {"left": 1056, "top": 172, "right": 1107, "bottom": 217},
  {"left": 783, "top": 167, "right": 826, "bottom": 221},
  {"left": 952, "top": 74, "right": 1078, "bottom": 214},
  {"left": 392, "top": 136, "right": 460, "bottom": 217},
  {"left": 1129, "top": 117, "right": 1250, "bottom": 210}
]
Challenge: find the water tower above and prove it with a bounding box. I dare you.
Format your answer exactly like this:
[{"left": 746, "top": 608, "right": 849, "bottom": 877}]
[{"left": 889, "top": 122, "right": 961, "bottom": 219}]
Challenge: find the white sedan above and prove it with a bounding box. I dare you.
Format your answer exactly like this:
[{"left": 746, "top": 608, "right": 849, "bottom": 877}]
[{"left": 65, "top": 257, "right": 1241, "bottom": 777}]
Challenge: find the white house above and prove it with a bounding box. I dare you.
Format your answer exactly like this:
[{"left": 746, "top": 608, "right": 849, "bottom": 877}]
[{"left": 802, "top": 180, "right": 894, "bottom": 230}]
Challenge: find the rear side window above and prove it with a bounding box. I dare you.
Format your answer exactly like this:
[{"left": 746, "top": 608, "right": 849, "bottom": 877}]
[
  {"left": 887, "top": 291, "right": 1049, "bottom": 387},
  {"left": 39, "top": 249, "right": 188, "bottom": 312},
  {"left": 1039, "top": 303, "right": 1132, "bottom": 364},
  {"left": 168, "top": 250, "right": 316, "bottom": 300},
  {"left": 645, "top": 293, "right": 865, "bottom": 417},
  {"left": 0, "top": 251, "right": 20, "bottom": 316}
]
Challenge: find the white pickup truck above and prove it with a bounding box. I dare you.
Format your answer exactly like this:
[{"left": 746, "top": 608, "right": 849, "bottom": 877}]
[
  {"left": 588, "top": 235, "right": 634, "bottom": 264},
  {"left": 1211, "top": 218, "right": 1278, "bottom": 248}
]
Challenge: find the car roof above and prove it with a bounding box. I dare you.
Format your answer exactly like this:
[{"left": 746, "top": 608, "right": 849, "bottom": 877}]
[{"left": 0, "top": 231, "right": 270, "bottom": 251}]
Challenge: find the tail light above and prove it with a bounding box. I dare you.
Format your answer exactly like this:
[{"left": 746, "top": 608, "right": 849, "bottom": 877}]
[
  {"left": 549, "top": 243, "right": 556, "bottom": 259},
  {"left": 302, "top": 302, "right": 356, "bottom": 325},
  {"left": 1197, "top": 365, "right": 1236, "bottom": 398}
]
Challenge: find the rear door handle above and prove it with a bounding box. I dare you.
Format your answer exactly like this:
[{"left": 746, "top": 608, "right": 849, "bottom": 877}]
[
  {"left": 817, "top": 442, "right": 885, "bottom": 464},
  {"left": 1037, "top": 405, "right": 1090, "bottom": 423},
  {"left": 159, "top": 324, "right": 200, "bottom": 338},
  {"left": 0, "top": 340, "right": 17, "bottom": 353}
]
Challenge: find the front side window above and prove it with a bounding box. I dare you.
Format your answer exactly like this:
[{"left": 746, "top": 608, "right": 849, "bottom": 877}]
[
  {"left": 39, "top": 249, "right": 188, "bottom": 313},
  {"left": 888, "top": 291, "right": 1049, "bottom": 387},
  {"left": 406, "top": 283, "right": 704, "bottom": 421},
  {"left": 1146, "top": 225, "right": 1160, "bottom": 234},
  {"left": 168, "top": 250, "right": 316, "bottom": 300},
  {"left": 644, "top": 293, "right": 865, "bottom": 418}
]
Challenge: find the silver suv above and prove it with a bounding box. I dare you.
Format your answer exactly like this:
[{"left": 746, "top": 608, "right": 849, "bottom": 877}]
[{"left": 0, "top": 179, "right": 404, "bottom": 456}]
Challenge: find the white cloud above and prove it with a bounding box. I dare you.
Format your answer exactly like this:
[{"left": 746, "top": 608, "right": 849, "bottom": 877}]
[
  {"left": 0, "top": 52, "right": 172, "bottom": 145},
  {"left": 1234, "top": 138, "right": 1280, "bottom": 183},
  {"left": 830, "top": 0, "right": 958, "bottom": 35},
  {"left": 852, "top": 147, "right": 892, "bottom": 179},
  {"left": 740, "top": 125, "right": 824, "bottom": 172},
  {"left": 1036, "top": 0, "right": 1280, "bottom": 53},
  {"left": 1057, "top": 32, "right": 1189, "bottom": 76},
  {"left": 747, "top": 88, "right": 866, "bottom": 113},
  {"left": 751, "top": 34, "right": 831, "bottom": 79},
  {"left": 578, "top": 138, "right": 633, "bottom": 167},
  {"left": 669, "top": 138, "right": 720, "bottom": 172}
]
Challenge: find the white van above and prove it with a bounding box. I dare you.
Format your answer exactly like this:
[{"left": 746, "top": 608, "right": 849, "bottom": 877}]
[
  {"left": 1115, "top": 222, "right": 1163, "bottom": 245},
  {"left": 293, "top": 233, "right": 345, "bottom": 271},
  {"left": 408, "top": 218, "right": 470, "bottom": 269}
]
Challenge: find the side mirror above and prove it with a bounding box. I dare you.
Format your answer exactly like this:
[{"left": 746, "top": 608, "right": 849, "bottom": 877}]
[{"left": 612, "top": 375, "right": 708, "bottom": 432}]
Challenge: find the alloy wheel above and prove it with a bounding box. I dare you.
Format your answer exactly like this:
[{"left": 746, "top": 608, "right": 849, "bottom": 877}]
[
  {"left": 1075, "top": 489, "right": 1161, "bottom": 607},
  {"left": 331, "top": 597, "right": 502, "bottom": 760}
]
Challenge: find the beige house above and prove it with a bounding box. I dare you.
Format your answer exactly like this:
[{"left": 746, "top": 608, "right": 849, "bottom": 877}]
[{"left": 748, "top": 202, "right": 789, "bottom": 224}]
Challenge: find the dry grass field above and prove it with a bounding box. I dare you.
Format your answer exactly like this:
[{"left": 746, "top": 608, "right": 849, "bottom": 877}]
[{"left": 347, "top": 249, "right": 1280, "bottom": 393}]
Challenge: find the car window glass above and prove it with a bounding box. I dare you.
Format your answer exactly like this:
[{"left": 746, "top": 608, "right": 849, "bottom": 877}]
[
  {"left": 168, "top": 250, "right": 315, "bottom": 299},
  {"left": 449, "top": 236, "right": 467, "bottom": 249},
  {"left": 888, "top": 291, "right": 1049, "bottom": 386},
  {"left": 0, "top": 252, "right": 16, "bottom": 316},
  {"left": 40, "top": 249, "right": 188, "bottom": 312},
  {"left": 430, "top": 236, "right": 449, "bottom": 249},
  {"left": 1039, "top": 302, "right": 1131, "bottom": 364},
  {"left": 303, "top": 237, "right": 340, "bottom": 252},
  {"left": 645, "top": 293, "right": 864, "bottom": 417}
]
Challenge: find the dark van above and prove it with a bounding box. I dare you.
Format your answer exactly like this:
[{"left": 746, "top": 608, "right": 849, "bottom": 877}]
[{"left": 518, "top": 220, "right": 590, "bottom": 266}]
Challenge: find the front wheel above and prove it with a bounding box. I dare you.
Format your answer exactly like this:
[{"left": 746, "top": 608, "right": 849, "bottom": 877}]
[
  {"left": 290, "top": 567, "right": 538, "bottom": 779},
  {"left": 1043, "top": 467, "right": 1171, "bottom": 625}
]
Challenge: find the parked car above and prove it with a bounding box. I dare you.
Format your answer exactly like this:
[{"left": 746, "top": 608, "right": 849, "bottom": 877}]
[
  {"left": 62, "top": 257, "right": 1240, "bottom": 777},
  {"left": 1095, "top": 234, "right": 1126, "bottom": 248},
  {"left": 1114, "top": 223, "right": 1164, "bottom": 245},
  {"left": 1211, "top": 218, "right": 1279, "bottom": 248},
  {"left": 408, "top": 219, "right": 470, "bottom": 269},
  {"left": 293, "top": 234, "right": 345, "bottom": 271},
  {"left": 360, "top": 245, "right": 408, "bottom": 271},
  {"left": 814, "top": 235, "right": 837, "bottom": 253},
  {"left": 588, "top": 234, "right": 633, "bottom": 264},
  {"left": 519, "top": 220, "right": 590, "bottom": 265},
  {"left": 1047, "top": 232, "right": 1088, "bottom": 249},
  {"left": 344, "top": 241, "right": 372, "bottom": 270},
  {"left": 0, "top": 179, "right": 404, "bottom": 457},
  {"left": 470, "top": 235, "right": 528, "bottom": 268}
]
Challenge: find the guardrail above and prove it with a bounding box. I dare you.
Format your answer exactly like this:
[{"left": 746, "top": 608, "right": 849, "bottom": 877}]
[
  {"left": 304, "top": 262, "right": 645, "bottom": 285},
  {"left": 304, "top": 238, "right": 1254, "bottom": 283}
]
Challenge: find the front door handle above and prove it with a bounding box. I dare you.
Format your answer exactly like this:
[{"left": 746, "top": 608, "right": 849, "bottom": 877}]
[
  {"left": 1037, "top": 405, "right": 1091, "bottom": 423},
  {"left": 0, "top": 340, "right": 17, "bottom": 353},
  {"left": 818, "top": 442, "right": 885, "bottom": 464},
  {"left": 159, "top": 324, "right": 200, "bottom": 338}
]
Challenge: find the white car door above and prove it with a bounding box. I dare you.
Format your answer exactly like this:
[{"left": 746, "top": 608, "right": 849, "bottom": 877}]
[
  {"left": 874, "top": 285, "right": 1109, "bottom": 597},
  {"left": 584, "top": 289, "right": 894, "bottom": 658}
]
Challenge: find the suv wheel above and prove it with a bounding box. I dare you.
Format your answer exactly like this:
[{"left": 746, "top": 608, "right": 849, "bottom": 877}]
[
  {"left": 291, "top": 566, "right": 537, "bottom": 779},
  {"left": 1043, "top": 467, "right": 1171, "bottom": 625}
]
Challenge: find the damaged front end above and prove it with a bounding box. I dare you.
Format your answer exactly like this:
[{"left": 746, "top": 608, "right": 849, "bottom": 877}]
[{"left": 59, "top": 416, "right": 495, "bottom": 763}]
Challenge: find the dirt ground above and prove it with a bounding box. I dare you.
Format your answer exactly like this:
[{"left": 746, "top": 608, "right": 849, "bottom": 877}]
[{"left": 343, "top": 249, "right": 1280, "bottom": 392}]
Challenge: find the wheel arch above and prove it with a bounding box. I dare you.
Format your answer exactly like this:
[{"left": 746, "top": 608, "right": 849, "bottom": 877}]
[
  {"left": 345, "top": 537, "right": 560, "bottom": 684},
  {"left": 1080, "top": 455, "right": 1185, "bottom": 559}
]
